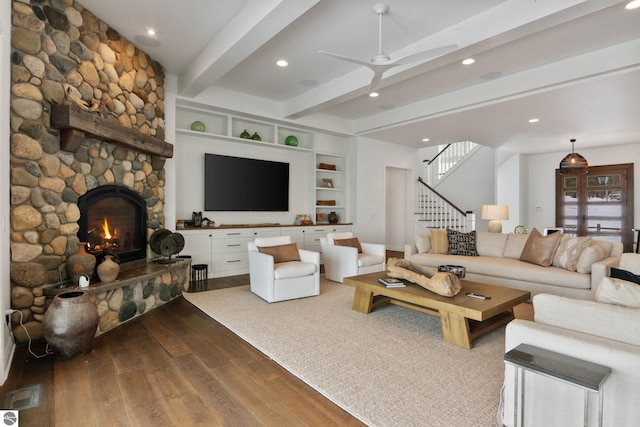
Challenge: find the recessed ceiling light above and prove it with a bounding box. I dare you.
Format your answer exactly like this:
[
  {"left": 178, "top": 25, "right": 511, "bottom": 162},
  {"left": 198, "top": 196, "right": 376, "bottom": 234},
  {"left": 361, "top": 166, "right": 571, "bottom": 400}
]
[
  {"left": 422, "top": 138, "right": 430, "bottom": 142},
  {"left": 462, "top": 58, "right": 475, "bottom": 65},
  {"left": 276, "top": 59, "right": 288, "bottom": 67},
  {"left": 369, "top": 92, "right": 379, "bottom": 97},
  {"left": 626, "top": 0, "right": 640, "bottom": 10},
  {"left": 147, "top": 29, "right": 156, "bottom": 36},
  {"left": 528, "top": 118, "right": 540, "bottom": 123}
]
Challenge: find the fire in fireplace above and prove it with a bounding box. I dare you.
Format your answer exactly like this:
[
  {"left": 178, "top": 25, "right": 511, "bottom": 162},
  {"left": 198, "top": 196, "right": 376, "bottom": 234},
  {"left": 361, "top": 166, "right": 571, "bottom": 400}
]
[{"left": 78, "top": 185, "right": 147, "bottom": 263}]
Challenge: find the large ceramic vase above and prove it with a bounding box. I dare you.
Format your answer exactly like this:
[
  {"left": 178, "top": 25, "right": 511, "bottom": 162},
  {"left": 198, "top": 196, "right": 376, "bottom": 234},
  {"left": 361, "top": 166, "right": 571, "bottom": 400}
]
[
  {"left": 67, "top": 242, "right": 96, "bottom": 285},
  {"left": 42, "top": 290, "right": 99, "bottom": 359},
  {"left": 97, "top": 255, "right": 120, "bottom": 283}
]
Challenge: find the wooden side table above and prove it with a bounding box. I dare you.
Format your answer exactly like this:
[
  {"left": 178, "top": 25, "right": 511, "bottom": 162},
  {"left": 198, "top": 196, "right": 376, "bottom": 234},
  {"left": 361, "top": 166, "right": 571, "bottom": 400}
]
[{"left": 504, "top": 344, "right": 611, "bottom": 427}]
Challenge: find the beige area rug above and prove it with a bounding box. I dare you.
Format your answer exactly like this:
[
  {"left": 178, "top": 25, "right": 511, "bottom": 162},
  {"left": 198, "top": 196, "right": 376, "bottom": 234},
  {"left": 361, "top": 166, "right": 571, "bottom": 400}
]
[{"left": 183, "top": 278, "right": 509, "bottom": 427}]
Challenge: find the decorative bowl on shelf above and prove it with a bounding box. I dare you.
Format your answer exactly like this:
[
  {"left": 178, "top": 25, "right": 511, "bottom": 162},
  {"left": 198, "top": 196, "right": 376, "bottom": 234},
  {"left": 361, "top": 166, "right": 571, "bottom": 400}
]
[
  {"left": 251, "top": 132, "right": 261, "bottom": 141},
  {"left": 285, "top": 135, "right": 298, "bottom": 146},
  {"left": 190, "top": 121, "right": 205, "bottom": 132},
  {"left": 240, "top": 129, "right": 251, "bottom": 139}
]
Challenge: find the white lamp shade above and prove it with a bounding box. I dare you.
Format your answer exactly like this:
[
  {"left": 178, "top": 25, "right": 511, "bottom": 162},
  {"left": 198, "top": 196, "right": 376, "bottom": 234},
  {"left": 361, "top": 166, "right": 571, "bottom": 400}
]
[{"left": 481, "top": 205, "right": 509, "bottom": 220}]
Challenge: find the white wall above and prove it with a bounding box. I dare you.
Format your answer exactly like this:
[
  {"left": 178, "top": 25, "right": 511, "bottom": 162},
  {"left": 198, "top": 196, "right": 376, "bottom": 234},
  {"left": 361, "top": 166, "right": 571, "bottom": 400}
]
[
  {"left": 352, "top": 137, "right": 416, "bottom": 245},
  {"left": 429, "top": 146, "right": 496, "bottom": 232},
  {"left": 1, "top": 0, "right": 15, "bottom": 385},
  {"left": 163, "top": 75, "right": 177, "bottom": 232},
  {"left": 524, "top": 142, "right": 640, "bottom": 233},
  {"left": 497, "top": 152, "right": 527, "bottom": 233}
]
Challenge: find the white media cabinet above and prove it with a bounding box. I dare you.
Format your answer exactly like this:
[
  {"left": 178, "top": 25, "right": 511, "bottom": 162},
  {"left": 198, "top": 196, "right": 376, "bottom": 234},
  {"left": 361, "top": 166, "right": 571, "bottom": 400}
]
[{"left": 180, "top": 224, "right": 352, "bottom": 278}]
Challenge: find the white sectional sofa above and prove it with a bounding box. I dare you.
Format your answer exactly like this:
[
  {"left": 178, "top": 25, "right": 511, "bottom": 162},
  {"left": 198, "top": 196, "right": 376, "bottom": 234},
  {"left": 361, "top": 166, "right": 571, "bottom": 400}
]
[
  {"left": 499, "top": 253, "right": 640, "bottom": 426},
  {"left": 404, "top": 230, "right": 623, "bottom": 299}
]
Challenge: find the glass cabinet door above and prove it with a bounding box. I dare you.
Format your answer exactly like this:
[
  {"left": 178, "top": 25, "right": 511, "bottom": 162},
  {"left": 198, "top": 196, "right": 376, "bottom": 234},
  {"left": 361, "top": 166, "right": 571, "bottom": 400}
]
[{"left": 556, "top": 164, "right": 633, "bottom": 251}]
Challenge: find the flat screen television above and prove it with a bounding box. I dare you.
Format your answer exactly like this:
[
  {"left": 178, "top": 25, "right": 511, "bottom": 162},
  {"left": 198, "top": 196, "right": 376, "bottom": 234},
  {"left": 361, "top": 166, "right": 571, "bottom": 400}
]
[{"left": 204, "top": 153, "right": 289, "bottom": 211}]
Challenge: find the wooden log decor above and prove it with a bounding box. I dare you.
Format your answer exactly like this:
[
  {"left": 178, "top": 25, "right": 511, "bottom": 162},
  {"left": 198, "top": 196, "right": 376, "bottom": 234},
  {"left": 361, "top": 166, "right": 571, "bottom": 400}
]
[
  {"left": 386, "top": 258, "right": 462, "bottom": 297},
  {"left": 51, "top": 104, "right": 174, "bottom": 158}
]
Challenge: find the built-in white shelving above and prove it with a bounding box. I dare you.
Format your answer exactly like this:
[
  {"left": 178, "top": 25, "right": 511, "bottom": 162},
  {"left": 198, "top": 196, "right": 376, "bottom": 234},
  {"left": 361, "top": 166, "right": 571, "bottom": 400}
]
[{"left": 175, "top": 99, "right": 351, "bottom": 225}]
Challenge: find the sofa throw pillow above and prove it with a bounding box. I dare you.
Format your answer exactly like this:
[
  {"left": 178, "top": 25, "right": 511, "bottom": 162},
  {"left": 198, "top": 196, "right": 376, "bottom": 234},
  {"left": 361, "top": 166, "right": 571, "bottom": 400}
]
[
  {"left": 446, "top": 229, "right": 478, "bottom": 256},
  {"left": 591, "top": 240, "right": 613, "bottom": 257},
  {"left": 475, "top": 232, "right": 508, "bottom": 257},
  {"left": 610, "top": 267, "right": 640, "bottom": 285},
  {"left": 428, "top": 229, "right": 448, "bottom": 254},
  {"left": 519, "top": 228, "right": 562, "bottom": 267},
  {"left": 334, "top": 237, "right": 363, "bottom": 253},
  {"left": 596, "top": 276, "right": 640, "bottom": 309},
  {"left": 576, "top": 244, "right": 606, "bottom": 274},
  {"left": 552, "top": 235, "right": 592, "bottom": 272},
  {"left": 415, "top": 234, "right": 431, "bottom": 253},
  {"left": 503, "top": 233, "right": 530, "bottom": 259},
  {"left": 257, "top": 243, "right": 301, "bottom": 263}
]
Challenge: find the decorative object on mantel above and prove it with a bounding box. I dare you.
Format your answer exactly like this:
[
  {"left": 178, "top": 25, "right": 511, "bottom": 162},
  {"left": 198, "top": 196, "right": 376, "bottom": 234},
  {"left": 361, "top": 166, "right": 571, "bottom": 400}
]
[
  {"left": 319, "top": 162, "right": 337, "bottom": 170},
  {"left": 294, "top": 214, "right": 313, "bottom": 225},
  {"left": 97, "top": 255, "right": 120, "bottom": 283},
  {"left": 285, "top": 135, "right": 298, "bottom": 146},
  {"left": 317, "top": 200, "right": 336, "bottom": 206},
  {"left": 328, "top": 211, "right": 339, "bottom": 224},
  {"left": 66, "top": 242, "right": 96, "bottom": 286},
  {"left": 481, "top": 204, "right": 509, "bottom": 233},
  {"left": 149, "top": 229, "right": 186, "bottom": 263},
  {"left": 42, "top": 290, "right": 100, "bottom": 359},
  {"left": 559, "top": 138, "right": 589, "bottom": 174},
  {"left": 192, "top": 211, "right": 203, "bottom": 227},
  {"left": 240, "top": 129, "right": 251, "bottom": 139},
  {"left": 190, "top": 121, "right": 206, "bottom": 132},
  {"left": 251, "top": 132, "right": 261, "bottom": 141}
]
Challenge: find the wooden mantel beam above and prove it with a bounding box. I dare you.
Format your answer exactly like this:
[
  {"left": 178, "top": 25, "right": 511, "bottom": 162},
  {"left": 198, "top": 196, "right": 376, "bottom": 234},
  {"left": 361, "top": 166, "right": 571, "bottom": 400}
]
[{"left": 51, "top": 105, "right": 174, "bottom": 158}]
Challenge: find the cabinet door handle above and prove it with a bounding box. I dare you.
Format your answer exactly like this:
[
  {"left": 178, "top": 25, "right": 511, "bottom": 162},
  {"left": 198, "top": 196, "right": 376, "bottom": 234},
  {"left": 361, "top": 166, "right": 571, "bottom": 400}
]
[
  {"left": 227, "top": 259, "right": 242, "bottom": 263},
  {"left": 227, "top": 232, "right": 242, "bottom": 236},
  {"left": 226, "top": 244, "right": 241, "bottom": 247}
]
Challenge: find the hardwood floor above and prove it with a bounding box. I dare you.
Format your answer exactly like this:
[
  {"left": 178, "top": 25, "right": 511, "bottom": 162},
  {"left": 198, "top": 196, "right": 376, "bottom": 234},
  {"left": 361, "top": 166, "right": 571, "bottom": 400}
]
[{"left": 0, "top": 275, "right": 365, "bottom": 427}]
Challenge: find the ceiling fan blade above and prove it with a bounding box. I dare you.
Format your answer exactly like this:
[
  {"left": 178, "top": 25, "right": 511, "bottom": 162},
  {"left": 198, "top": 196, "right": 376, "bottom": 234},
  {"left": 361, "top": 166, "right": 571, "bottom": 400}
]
[
  {"left": 318, "top": 50, "right": 375, "bottom": 69},
  {"left": 389, "top": 44, "right": 458, "bottom": 66},
  {"left": 368, "top": 70, "right": 384, "bottom": 93}
]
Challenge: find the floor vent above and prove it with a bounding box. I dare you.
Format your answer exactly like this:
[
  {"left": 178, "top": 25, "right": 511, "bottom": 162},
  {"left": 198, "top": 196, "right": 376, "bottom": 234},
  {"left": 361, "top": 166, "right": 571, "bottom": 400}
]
[{"left": 4, "top": 384, "right": 41, "bottom": 410}]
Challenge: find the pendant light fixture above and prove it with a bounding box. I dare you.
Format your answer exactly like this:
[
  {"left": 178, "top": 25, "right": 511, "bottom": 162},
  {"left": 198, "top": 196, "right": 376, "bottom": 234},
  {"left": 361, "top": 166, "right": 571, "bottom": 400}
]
[{"left": 559, "top": 138, "right": 588, "bottom": 174}]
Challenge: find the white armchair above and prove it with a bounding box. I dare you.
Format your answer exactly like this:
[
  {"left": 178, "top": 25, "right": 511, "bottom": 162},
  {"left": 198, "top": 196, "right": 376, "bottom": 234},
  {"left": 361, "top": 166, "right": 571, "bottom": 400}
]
[
  {"left": 247, "top": 235, "right": 320, "bottom": 303},
  {"left": 320, "top": 232, "right": 386, "bottom": 283}
]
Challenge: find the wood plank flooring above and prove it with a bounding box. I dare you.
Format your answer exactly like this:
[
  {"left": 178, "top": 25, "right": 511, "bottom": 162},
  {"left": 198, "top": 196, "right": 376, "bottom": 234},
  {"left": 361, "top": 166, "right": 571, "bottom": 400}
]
[{"left": 0, "top": 274, "right": 365, "bottom": 427}]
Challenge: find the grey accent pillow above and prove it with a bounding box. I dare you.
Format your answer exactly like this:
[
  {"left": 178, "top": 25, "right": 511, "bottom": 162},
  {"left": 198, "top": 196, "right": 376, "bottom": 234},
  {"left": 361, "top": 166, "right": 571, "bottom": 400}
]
[{"left": 446, "top": 229, "right": 477, "bottom": 256}]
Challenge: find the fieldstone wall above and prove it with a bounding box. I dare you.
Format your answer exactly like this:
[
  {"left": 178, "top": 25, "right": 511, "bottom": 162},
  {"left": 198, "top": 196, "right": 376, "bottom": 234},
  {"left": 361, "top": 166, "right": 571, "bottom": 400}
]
[{"left": 9, "top": 0, "right": 169, "bottom": 343}]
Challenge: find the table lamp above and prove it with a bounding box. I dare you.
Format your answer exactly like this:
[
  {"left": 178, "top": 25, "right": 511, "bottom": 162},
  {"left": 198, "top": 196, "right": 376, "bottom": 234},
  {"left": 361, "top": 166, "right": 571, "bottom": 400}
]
[{"left": 481, "top": 205, "right": 509, "bottom": 233}]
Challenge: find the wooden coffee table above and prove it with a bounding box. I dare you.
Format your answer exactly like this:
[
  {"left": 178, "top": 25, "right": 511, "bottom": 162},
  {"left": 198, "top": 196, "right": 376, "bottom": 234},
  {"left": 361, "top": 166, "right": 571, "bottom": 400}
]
[{"left": 343, "top": 271, "right": 530, "bottom": 349}]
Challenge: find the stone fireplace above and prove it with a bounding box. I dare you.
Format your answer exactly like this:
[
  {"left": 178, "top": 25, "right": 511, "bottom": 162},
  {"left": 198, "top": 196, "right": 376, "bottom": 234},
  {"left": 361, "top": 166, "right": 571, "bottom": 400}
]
[
  {"left": 78, "top": 184, "right": 147, "bottom": 263},
  {"left": 9, "top": 0, "right": 187, "bottom": 344}
]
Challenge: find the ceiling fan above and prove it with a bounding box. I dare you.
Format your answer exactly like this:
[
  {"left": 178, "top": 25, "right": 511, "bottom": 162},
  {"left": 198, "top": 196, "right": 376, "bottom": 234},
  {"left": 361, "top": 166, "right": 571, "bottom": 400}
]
[{"left": 318, "top": 3, "right": 457, "bottom": 93}]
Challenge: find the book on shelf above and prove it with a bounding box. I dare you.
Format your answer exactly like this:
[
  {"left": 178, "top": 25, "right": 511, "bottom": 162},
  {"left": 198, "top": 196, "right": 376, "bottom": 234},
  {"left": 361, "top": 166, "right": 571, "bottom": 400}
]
[{"left": 378, "top": 277, "right": 405, "bottom": 287}]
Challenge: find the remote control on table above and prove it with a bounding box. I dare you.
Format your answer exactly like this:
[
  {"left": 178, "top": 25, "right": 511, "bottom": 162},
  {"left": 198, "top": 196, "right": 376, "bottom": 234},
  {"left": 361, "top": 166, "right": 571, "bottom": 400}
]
[{"left": 466, "top": 292, "right": 491, "bottom": 300}]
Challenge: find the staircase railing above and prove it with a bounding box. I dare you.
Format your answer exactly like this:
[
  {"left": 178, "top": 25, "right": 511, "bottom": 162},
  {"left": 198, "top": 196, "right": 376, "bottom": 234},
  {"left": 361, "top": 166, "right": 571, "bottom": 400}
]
[
  {"left": 424, "top": 141, "right": 478, "bottom": 185},
  {"left": 415, "top": 177, "right": 475, "bottom": 233}
]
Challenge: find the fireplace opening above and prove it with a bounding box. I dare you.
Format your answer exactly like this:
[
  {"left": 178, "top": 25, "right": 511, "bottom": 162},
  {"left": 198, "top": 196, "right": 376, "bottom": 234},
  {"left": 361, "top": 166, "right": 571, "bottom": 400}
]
[{"left": 78, "top": 185, "right": 147, "bottom": 263}]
